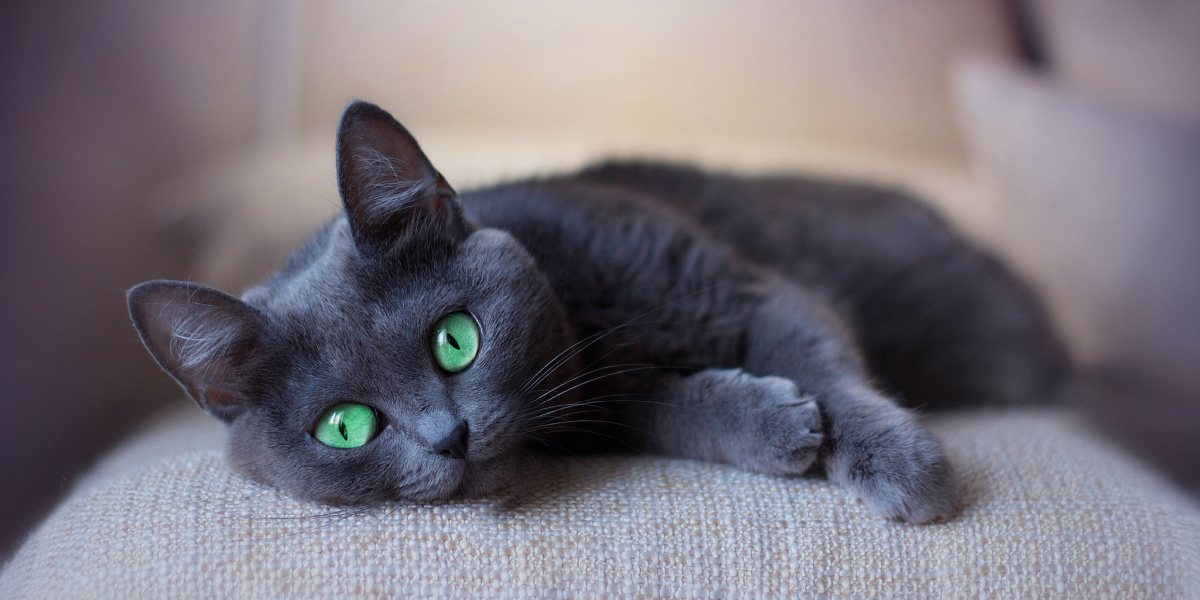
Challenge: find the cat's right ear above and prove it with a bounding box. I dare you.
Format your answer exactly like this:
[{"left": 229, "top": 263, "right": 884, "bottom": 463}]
[
  {"left": 335, "top": 100, "right": 468, "bottom": 256},
  {"left": 127, "top": 280, "right": 267, "bottom": 421}
]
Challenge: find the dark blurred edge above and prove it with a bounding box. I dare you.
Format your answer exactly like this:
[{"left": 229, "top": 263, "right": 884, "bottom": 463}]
[
  {"left": 1006, "top": 0, "right": 1049, "bottom": 67},
  {"left": 0, "top": 0, "right": 260, "bottom": 559}
]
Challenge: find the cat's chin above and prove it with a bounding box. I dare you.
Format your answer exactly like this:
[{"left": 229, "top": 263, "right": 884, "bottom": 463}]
[
  {"left": 404, "top": 452, "right": 520, "bottom": 502},
  {"left": 458, "top": 452, "right": 520, "bottom": 498},
  {"left": 372, "top": 452, "right": 520, "bottom": 503}
]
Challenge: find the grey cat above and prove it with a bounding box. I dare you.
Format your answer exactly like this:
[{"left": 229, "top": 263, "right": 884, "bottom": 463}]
[{"left": 128, "top": 101, "right": 1066, "bottom": 523}]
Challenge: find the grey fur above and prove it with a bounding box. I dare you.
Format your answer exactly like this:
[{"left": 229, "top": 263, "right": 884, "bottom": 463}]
[{"left": 128, "top": 101, "right": 1067, "bottom": 522}]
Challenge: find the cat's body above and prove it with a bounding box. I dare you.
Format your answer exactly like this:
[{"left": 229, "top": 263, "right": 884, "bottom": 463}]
[
  {"left": 471, "top": 162, "right": 1064, "bottom": 417},
  {"left": 129, "top": 102, "right": 1066, "bottom": 524}
]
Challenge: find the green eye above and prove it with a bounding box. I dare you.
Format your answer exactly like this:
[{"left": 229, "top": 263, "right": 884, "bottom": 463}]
[
  {"left": 432, "top": 312, "right": 480, "bottom": 373},
  {"left": 314, "top": 403, "right": 379, "bottom": 449}
]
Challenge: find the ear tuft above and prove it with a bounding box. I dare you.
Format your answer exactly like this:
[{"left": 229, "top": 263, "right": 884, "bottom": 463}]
[{"left": 127, "top": 280, "right": 266, "bottom": 420}]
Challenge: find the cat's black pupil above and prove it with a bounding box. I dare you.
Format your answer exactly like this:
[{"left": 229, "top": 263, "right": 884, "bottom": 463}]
[
  {"left": 338, "top": 421, "right": 348, "bottom": 441},
  {"left": 447, "top": 334, "right": 461, "bottom": 350}
]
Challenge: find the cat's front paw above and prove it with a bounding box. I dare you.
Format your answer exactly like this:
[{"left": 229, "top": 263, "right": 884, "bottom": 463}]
[
  {"left": 719, "top": 370, "right": 825, "bottom": 476},
  {"left": 826, "top": 399, "right": 958, "bottom": 524}
]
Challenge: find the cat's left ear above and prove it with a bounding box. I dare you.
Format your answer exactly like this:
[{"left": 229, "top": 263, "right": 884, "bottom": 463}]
[{"left": 336, "top": 100, "right": 468, "bottom": 256}]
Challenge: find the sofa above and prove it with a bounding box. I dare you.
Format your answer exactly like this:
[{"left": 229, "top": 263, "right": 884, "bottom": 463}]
[{"left": 4, "top": 1, "right": 1198, "bottom": 597}]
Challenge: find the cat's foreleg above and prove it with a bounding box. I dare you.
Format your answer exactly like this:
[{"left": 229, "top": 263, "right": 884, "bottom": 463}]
[
  {"left": 639, "top": 368, "right": 826, "bottom": 476},
  {"left": 742, "top": 284, "right": 960, "bottom": 523}
]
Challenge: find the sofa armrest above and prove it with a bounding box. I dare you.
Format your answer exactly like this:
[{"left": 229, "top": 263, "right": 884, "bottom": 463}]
[{"left": 3, "top": 409, "right": 1197, "bottom": 598}]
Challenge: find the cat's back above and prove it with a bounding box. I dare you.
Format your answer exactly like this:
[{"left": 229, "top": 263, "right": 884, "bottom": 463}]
[{"left": 568, "top": 160, "right": 962, "bottom": 287}]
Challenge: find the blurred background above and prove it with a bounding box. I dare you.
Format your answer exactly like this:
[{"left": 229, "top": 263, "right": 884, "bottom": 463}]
[{"left": 1, "top": 0, "right": 1197, "bottom": 557}]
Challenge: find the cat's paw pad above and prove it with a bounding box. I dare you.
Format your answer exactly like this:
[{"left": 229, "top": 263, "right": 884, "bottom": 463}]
[
  {"left": 830, "top": 413, "right": 958, "bottom": 524},
  {"left": 730, "top": 372, "right": 825, "bottom": 476}
]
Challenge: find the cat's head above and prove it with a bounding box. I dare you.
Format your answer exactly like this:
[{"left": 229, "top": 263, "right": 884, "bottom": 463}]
[{"left": 128, "top": 101, "right": 576, "bottom": 504}]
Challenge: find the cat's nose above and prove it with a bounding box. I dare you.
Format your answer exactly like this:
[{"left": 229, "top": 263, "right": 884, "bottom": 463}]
[{"left": 430, "top": 420, "right": 469, "bottom": 460}]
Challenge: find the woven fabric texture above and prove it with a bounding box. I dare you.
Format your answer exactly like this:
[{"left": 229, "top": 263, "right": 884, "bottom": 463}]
[{"left": 3, "top": 410, "right": 1198, "bottom": 599}]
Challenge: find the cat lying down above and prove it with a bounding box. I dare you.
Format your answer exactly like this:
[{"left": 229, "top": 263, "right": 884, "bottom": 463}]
[{"left": 128, "top": 101, "right": 1067, "bottom": 524}]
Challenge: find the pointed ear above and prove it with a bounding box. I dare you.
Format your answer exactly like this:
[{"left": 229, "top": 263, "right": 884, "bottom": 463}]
[
  {"left": 127, "top": 280, "right": 267, "bottom": 421},
  {"left": 336, "top": 100, "right": 468, "bottom": 255}
]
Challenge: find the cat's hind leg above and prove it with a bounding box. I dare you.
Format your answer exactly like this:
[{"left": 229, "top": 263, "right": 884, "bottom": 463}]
[{"left": 742, "top": 282, "right": 959, "bottom": 523}]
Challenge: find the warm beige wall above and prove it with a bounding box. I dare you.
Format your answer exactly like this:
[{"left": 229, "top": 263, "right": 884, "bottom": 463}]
[{"left": 283, "top": 1, "right": 1016, "bottom": 159}]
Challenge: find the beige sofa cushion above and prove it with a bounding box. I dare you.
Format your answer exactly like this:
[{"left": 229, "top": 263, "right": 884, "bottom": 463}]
[
  {"left": 3, "top": 408, "right": 1197, "bottom": 598},
  {"left": 1031, "top": 0, "right": 1200, "bottom": 125},
  {"left": 953, "top": 59, "right": 1200, "bottom": 397}
]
